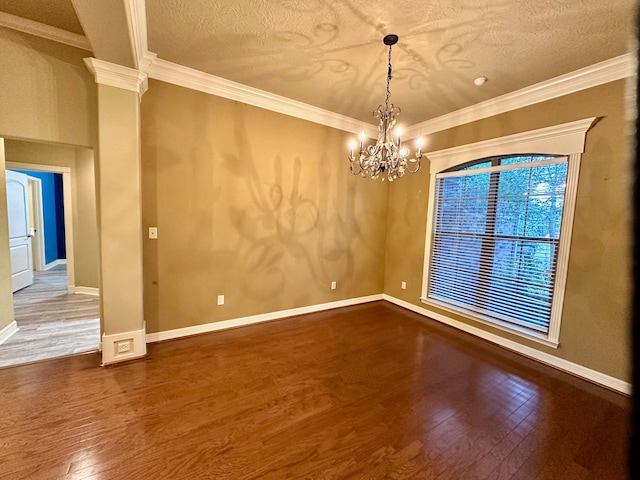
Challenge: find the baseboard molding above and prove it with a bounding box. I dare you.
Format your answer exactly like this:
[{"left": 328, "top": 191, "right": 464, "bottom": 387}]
[
  {"left": 74, "top": 286, "right": 100, "bottom": 296},
  {"left": 0, "top": 321, "right": 18, "bottom": 345},
  {"left": 102, "top": 323, "right": 147, "bottom": 365},
  {"left": 146, "top": 294, "right": 384, "bottom": 343},
  {"left": 45, "top": 259, "right": 67, "bottom": 270},
  {"left": 382, "top": 295, "right": 632, "bottom": 395}
]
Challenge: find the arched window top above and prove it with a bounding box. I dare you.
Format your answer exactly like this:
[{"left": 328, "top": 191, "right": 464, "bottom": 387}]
[
  {"left": 444, "top": 154, "right": 564, "bottom": 173},
  {"left": 426, "top": 118, "right": 595, "bottom": 174}
]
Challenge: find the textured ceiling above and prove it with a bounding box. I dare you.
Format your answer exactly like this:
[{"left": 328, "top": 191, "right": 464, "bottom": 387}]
[
  {"left": 0, "top": 0, "right": 84, "bottom": 35},
  {"left": 0, "top": 0, "right": 634, "bottom": 127},
  {"left": 146, "top": 0, "right": 636, "bottom": 125}
]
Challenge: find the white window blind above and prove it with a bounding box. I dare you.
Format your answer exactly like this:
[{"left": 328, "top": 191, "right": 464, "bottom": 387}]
[{"left": 427, "top": 156, "right": 568, "bottom": 334}]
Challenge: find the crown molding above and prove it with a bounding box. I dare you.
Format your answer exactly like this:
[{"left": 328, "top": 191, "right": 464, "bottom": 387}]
[
  {"left": 405, "top": 53, "right": 634, "bottom": 139},
  {"left": 124, "top": 0, "right": 149, "bottom": 69},
  {"left": 0, "top": 11, "right": 91, "bottom": 51},
  {"left": 148, "top": 57, "right": 378, "bottom": 137},
  {"left": 427, "top": 117, "right": 596, "bottom": 172},
  {"left": 84, "top": 57, "right": 148, "bottom": 97}
]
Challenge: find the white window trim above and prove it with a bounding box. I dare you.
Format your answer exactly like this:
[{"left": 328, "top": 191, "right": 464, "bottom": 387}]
[{"left": 420, "top": 117, "right": 596, "bottom": 347}]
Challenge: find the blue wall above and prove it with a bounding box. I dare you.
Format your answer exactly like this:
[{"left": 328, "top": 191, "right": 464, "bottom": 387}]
[
  {"left": 13, "top": 170, "right": 66, "bottom": 264},
  {"left": 54, "top": 174, "right": 66, "bottom": 259}
]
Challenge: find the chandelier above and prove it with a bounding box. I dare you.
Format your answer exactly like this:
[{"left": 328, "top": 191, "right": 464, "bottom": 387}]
[{"left": 348, "top": 34, "right": 424, "bottom": 182}]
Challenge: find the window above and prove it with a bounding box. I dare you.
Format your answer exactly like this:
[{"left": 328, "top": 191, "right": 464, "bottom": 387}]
[
  {"left": 428, "top": 155, "right": 566, "bottom": 335},
  {"left": 421, "top": 119, "right": 595, "bottom": 346}
]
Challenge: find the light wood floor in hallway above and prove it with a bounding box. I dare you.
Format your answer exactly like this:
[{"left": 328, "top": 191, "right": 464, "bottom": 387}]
[
  {"left": 0, "top": 265, "right": 100, "bottom": 368},
  {"left": 0, "top": 302, "right": 629, "bottom": 479}
]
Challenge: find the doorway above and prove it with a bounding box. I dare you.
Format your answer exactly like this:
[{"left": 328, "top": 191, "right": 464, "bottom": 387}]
[{"left": 0, "top": 140, "right": 101, "bottom": 367}]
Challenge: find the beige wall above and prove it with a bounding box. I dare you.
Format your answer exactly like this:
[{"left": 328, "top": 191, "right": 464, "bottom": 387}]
[
  {"left": 0, "top": 27, "right": 97, "bottom": 148},
  {"left": 74, "top": 148, "right": 100, "bottom": 288},
  {"left": 0, "top": 139, "right": 16, "bottom": 332},
  {"left": 141, "top": 80, "right": 388, "bottom": 333},
  {"left": 384, "top": 80, "right": 632, "bottom": 383},
  {"left": 4, "top": 140, "right": 100, "bottom": 288}
]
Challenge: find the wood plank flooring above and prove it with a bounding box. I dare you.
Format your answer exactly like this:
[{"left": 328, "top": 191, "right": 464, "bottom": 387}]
[
  {"left": 0, "top": 265, "right": 100, "bottom": 367},
  {"left": 0, "top": 301, "right": 629, "bottom": 479}
]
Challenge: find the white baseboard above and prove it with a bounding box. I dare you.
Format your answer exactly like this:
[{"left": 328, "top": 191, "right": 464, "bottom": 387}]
[
  {"left": 146, "top": 294, "right": 384, "bottom": 343},
  {"left": 102, "top": 323, "right": 147, "bottom": 365},
  {"left": 383, "top": 295, "right": 632, "bottom": 395},
  {"left": 74, "top": 286, "right": 100, "bottom": 296},
  {"left": 0, "top": 321, "right": 18, "bottom": 345},
  {"left": 44, "top": 259, "right": 67, "bottom": 270}
]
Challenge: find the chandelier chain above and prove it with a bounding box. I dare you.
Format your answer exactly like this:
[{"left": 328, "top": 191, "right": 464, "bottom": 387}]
[{"left": 385, "top": 44, "right": 392, "bottom": 113}]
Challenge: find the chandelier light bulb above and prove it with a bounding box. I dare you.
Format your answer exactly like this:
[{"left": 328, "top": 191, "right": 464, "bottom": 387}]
[{"left": 416, "top": 137, "right": 424, "bottom": 147}]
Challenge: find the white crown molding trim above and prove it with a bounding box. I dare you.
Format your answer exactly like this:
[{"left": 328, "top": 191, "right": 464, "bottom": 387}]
[
  {"left": 0, "top": 321, "right": 18, "bottom": 346},
  {"left": 102, "top": 323, "right": 147, "bottom": 365},
  {"left": 383, "top": 295, "right": 631, "bottom": 395},
  {"left": 0, "top": 11, "right": 92, "bottom": 51},
  {"left": 148, "top": 58, "right": 378, "bottom": 137},
  {"left": 405, "top": 53, "right": 634, "bottom": 139},
  {"left": 146, "top": 294, "right": 384, "bottom": 343},
  {"left": 84, "top": 57, "right": 149, "bottom": 97},
  {"left": 123, "top": 0, "right": 149, "bottom": 69},
  {"left": 427, "top": 117, "right": 596, "bottom": 173},
  {"left": 74, "top": 286, "right": 99, "bottom": 296}
]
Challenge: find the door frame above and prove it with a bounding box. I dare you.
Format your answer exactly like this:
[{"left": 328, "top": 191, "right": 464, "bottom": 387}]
[
  {"left": 5, "top": 162, "right": 75, "bottom": 293},
  {"left": 26, "top": 176, "right": 46, "bottom": 272}
]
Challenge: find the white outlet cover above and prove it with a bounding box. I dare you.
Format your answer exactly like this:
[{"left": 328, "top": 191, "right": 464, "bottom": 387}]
[
  {"left": 331, "top": 281, "right": 336, "bottom": 290},
  {"left": 401, "top": 281, "right": 407, "bottom": 290},
  {"left": 217, "top": 295, "right": 224, "bottom": 305}
]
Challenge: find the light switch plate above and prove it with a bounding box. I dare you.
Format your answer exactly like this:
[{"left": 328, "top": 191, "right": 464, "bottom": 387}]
[{"left": 149, "top": 227, "right": 158, "bottom": 239}]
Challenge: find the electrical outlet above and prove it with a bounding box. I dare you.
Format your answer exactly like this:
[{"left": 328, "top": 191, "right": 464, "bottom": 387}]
[
  {"left": 149, "top": 227, "right": 158, "bottom": 239},
  {"left": 116, "top": 340, "right": 131, "bottom": 354},
  {"left": 217, "top": 295, "right": 225, "bottom": 305},
  {"left": 331, "top": 281, "right": 337, "bottom": 290},
  {"left": 401, "top": 281, "right": 407, "bottom": 290}
]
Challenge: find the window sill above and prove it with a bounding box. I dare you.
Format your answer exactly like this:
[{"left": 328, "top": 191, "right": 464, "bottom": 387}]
[{"left": 419, "top": 297, "right": 560, "bottom": 349}]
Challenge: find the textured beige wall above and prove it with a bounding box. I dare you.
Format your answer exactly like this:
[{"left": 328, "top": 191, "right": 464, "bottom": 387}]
[
  {"left": 384, "top": 80, "right": 632, "bottom": 383},
  {"left": 3, "top": 140, "right": 100, "bottom": 289},
  {"left": 0, "top": 27, "right": 97, "bottom": 148},
  {"left": 95, "top": 84, "right": 144, "bottom": 335},
  {"left": 0, "top": 139, "right": 16, "bottom": 332},
  {"left": 141, "top": 80, "right": 388, "bottom": 333}
]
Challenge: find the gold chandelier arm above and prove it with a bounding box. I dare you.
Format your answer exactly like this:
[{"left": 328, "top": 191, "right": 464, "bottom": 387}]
[{"left": 405, "top": 156, "right": 422, "bottom": 174}]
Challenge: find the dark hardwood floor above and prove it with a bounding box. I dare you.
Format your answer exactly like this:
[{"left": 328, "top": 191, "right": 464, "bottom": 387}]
[{"left": 0, "top": 301, "right": 629, "bottom": 479}]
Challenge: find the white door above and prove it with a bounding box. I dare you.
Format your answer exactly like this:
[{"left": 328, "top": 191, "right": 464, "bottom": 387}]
[{"left": 6, "top": 170, "right": 33, "bottom": 292}]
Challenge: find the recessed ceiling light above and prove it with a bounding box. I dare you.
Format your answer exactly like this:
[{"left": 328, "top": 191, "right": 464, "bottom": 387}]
[{"left": 474, "top": 76, "right": 488, "bottom": 86}]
